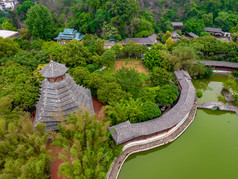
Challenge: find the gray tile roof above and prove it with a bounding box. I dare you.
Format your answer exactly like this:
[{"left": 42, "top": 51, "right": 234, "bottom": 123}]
[
  {"left": 188, "top": 32, "right": 199, "bottom": 38},
  {"left": 34, "top": 73, "right": 94, "bottom": 131},
  {"left": 172, "top": 22, "right": 183, "bottom": 27},
  {"left": 40, "top": 61, "right": 69, "bottom": 78},
  {"left": 205, "top": 27, "right": 223, "bottom": 33},
  {"left": 108, "top": 70, "right": 195, "bottom": 145},
  {"left": 124, "top": 34, "right": 157, "bottom": 44},
  {"left": 171, "top": 31, "right": 181, "bottom": 38},
  {"left": 199, "top": 60, "right": 238, "bottom": 69}
]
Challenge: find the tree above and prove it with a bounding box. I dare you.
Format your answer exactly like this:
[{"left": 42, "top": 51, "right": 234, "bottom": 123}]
[
  {"left": 113, "top": 67, "right": 143, "bottom": 97},
  {"left": 169, "top": 46, "right": 197, "bottom": 71},
  {"left": 52, "top": 109, "right": 122, "bottom": 178},
  {"left": 150, "top": 67, "right": 172, "bottom": 86},
  {"left": 183, "top": 19, "right": 205, "bottom": 36},
  {"left": 1, "top": 50, "right": 50, "bottom": 70},
  {"left": 83, "top": 34, "right": 105, "bottom": 55},
  {"left": 196, "top": 90, "right": 203, "bottom": 98},
  {"left": 165, "top": 37, "right": 174, "bottom": 50},
  {"left": 0, "top": 63, "right": 40, "bottom": 110},
  {"left": 111, "top": 44, "right": 124, "bottom": 56},
  {"left": 69, "top": 67, "right": 90, "bottom": 86},
  {"left": 17, "top": 0, "right": 35, "bottom": 20},
  {"left": 100, "top": 49, "right": 116, "bottom": 67},
  {"left": 138, "top": 87, "right": 156, "bottom": 102},
  {"left": 123, "top": 41, "right": 136, "bottom": 57},
  {"left": 0, "top": 38, "right": 20, "bottom": 58},
  {"left": 161, "top": 31, "right": 172, "bottom": 43},
  {"left": 105, "top": 98, "right": 143, "bottom": 124},
  {"left": 0, "top": 118, "right": 51, "bottom": 178},
  {"left": 139, "top": 101, "right": 161, "bottom": 122},
  {"left": 215, "top": 11, "right": 238, "bottom": 32},
  {"left": 97, "top": 82, "right": 129, "bottom": 104},
  {"left": 143, "top": 49, "right": 172, "bottom": 70},
  {"left": 1, "top": 21, "right": 17, "bottom": 31},
  {"left": 25, "top": 3, "right": 53, "bottom": 40},
  {"left": 41, "top": 41, "right": 62, "bottom": 59},
  {"left": 58, "top": 39, "right": 91, "bottom": 67},
  {"left": 156, "top": 84, "right": 179, "bottom": 105},
  {"left": 202, "top": 13, "right": 213, "bottom": 27}
]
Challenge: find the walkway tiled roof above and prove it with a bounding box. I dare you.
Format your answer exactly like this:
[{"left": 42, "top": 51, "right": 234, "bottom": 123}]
[
  {"left": 199, "top": 60, "right": 238, "bottom": 69},
  {"left": 205, "top": 27, "right": 223, "bottom": 33},
  {"left": 40, "top": 61, "right": 68, "bottom": 78},
  {"left": 108, "top": 70, "right": 195, "bottom": 145},
  {"left": 188, "top": 32, "right": 199, "bottom": 38},
  {"left": 34, "top": 62, "right": 94, "bottom": 130},
  {"left": 124, "top": 34, "right": 157, "bottom": 44},
  {"left": 172, "top": 22, "right": 183, "bottom": 27}
]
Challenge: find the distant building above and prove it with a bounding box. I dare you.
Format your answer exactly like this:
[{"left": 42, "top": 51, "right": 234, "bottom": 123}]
[
  {"left": 0, "top": 0, "right": 18, "bottom": 11},
  {"left": 172, "top": 22, "right": 183, "bottom": 30},
  {"left": 205, "top": 27, "right": 224, "bottom": 36},
  {"left": 171, "top": 31, "right": 181, "bottom": 42},
  {"left": 187, "top": 32, "right": 199, "bottom": 38},
  {"left": 104, "top": 37, "right": 116, "bottom": 49},
  {"left": 123, "top": 34, "right": 157, "bottom": 46},
  {"left": 34, "top": 60, "right": 94, "bottom": 130},
  {"left": 205, "top": 27, "right": 231, "bottom": 38},
  {"left": 0, "top": 29, "right": 18, "bottom": 38},
  {"left": 54, "top": 29, "right": 84, "bottom": 45}
]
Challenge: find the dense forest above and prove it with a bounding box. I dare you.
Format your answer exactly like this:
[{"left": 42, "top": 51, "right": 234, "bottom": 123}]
[
  {"left": 1, "top": 0, "right": 238, "bottom": 40},
  {"left": 0, "top": 0, "right": 238, "bottom": 178}
]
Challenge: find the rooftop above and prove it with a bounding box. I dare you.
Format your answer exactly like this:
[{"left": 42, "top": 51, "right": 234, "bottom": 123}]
[
  {"left": 40, "top": 61, "right": 69, "bottom": 78},
  {"left": 199, "top": 60, "right": 238, "bottom": 69},
  {"left": 124, "top": 34, "right": 157, "bottom": 44},
  {"left": 205, "top": 27, "right": 223, "bottom": 33},
  {"left": 188, "top": 32, "right": 199, "bottom": 38},
  {"left": 0, "top": 29, "right": 18, "bottom": 38},
  {"left": 172, "top": 22, "right": 183, "bottom": 27},
  {"left": 54, "top": 28, "right": 84, "bottom": 41}
]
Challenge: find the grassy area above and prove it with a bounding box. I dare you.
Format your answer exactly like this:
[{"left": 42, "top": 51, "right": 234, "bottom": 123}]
[{"left": 103, "top": 64, "right": 116, "bottom": 76}]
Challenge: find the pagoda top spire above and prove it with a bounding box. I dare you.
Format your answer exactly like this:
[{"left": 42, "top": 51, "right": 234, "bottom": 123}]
[{"left": 40, "top": 61, "right": 68, "bottom": 78}]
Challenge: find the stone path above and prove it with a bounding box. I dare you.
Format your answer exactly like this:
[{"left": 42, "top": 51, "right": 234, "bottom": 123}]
[{"left": 197, "top": 101, "right": 238, "bottom": 115}]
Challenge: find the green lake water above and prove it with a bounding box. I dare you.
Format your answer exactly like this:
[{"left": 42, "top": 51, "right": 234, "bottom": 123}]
[{"left": 118, "top": 75, "right": 238, "bottom": 179}]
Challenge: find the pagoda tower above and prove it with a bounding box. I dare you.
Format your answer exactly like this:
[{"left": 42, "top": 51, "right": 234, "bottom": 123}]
[{"left": 34, "top": 61, "right": 94, "bottom": 130}]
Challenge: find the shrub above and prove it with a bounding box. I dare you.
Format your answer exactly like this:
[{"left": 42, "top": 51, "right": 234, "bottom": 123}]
[
  {"left": 232, "top": 71, "right": 238, "bottom": 77},
  {"left": 139, "top": 101, "right": 161, "bottom": 122},
  {"left": 196, "top": 90, "right": 203, "bottom": 98}
]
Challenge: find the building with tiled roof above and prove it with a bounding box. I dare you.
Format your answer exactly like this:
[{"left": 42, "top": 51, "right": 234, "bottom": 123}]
[
  {"left": 123, "top": 34, "right": 157, "bottom": 45},
  {"left": 54, "top": 29, "right": 84, "bottom": 45},
  {"left": 34, "top": 61, "right": 94, "bottom": 130}
]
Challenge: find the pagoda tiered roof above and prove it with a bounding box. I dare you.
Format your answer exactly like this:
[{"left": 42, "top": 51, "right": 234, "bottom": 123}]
[
  {"left": 34, "top": 61, "right": 94, "bottom": 130},
  {"left": 40, "top": 60, "right": 68, "bottom": 78}
]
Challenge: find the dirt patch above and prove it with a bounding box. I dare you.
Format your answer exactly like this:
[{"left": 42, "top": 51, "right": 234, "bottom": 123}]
[
  {"left": 114, "top": 61, "right": 148, "bottom": 75},
  {"left": 92, "top": 97, "right": 106, "bottom": 121}
]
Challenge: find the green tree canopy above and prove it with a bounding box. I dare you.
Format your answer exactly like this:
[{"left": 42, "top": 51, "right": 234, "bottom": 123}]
[
  {"left": 143, "top": 48, "right": 172, "bottom": 70},
  {"left": 156, "top": 84, "right": 179, "bottom": 105},
  {"left": 100, "top": 49, "right": 116, "bottom": 67},
  {"left": 25, "top": 3, "right": 53, "bottom": 40},
  {"left": 58, "top": 39, "right": 91, "bottom": 67},
  {"left": 113, "top": 67, "right": 143, "bottom": 97},
  {"left": 0, "top": 38, "right": 20, "bottom": 58},
  {"left": 1, "top": 21, "right": 17, "bottom": 31},
  {"left": 0, "top": 119, "right": 50, "bottom": 178},
  {"left": 52, "top": 109, "right": 122, "bottom": 178},
  {"left": 150, "top": 67, "right": 172, "bottom": 86}
]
